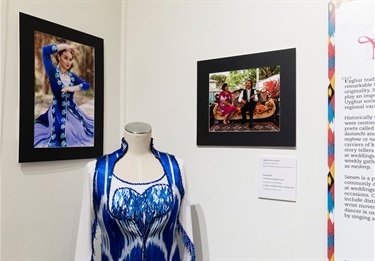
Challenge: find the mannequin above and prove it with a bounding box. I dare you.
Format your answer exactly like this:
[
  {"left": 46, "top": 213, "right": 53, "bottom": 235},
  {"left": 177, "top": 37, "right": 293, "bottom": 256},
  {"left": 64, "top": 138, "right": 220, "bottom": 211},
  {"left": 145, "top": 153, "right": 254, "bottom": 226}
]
[
  {"left": 75, "top": 122, "right": 195, "bottom": 261},
  {"left": 113, "top": 122, "right": 164, "bottom": 183}
]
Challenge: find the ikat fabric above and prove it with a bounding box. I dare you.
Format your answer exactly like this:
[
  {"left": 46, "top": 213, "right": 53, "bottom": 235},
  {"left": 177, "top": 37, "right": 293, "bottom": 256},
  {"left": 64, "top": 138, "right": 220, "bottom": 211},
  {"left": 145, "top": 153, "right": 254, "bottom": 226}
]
[{"left": 75, "top": 139, "right": 195, "bottom": 261}]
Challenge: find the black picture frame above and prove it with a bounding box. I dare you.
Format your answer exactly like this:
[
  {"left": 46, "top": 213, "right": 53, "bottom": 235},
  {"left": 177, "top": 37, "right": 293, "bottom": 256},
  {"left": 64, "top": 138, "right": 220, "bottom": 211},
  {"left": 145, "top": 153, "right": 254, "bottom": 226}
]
[
  {"left": 197, "top": 48, "right": 296, "bottom": 147},
  {"left": 19, "top": 13, "right": 104, "bottom": 162}
]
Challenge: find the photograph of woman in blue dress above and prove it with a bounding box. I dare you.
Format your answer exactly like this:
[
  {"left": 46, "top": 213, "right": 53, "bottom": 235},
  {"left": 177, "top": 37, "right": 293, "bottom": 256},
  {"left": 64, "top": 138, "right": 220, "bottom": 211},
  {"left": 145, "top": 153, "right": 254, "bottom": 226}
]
[{"left": 34, "top": 39, "right": 94, "bottom": 148}]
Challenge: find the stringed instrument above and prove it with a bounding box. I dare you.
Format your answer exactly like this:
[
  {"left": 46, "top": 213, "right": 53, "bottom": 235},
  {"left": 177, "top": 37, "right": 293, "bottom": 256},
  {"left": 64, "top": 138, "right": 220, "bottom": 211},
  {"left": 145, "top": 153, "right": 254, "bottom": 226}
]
[{"left": 240, "top": 90, "right": 262, "bottom": 105}]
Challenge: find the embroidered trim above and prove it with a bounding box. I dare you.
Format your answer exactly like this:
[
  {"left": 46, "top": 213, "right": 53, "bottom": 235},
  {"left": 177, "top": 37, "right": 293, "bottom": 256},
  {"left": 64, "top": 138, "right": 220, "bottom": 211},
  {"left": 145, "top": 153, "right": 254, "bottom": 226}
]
[
  {"left": 112, "top": 172, "right": 167, "bottom": 185},
  {"left": 91, "top": 161, "right": 100, "bottom": 260},
  {"left": 177, "top": 220, "right": 196, "bottom": 261}
]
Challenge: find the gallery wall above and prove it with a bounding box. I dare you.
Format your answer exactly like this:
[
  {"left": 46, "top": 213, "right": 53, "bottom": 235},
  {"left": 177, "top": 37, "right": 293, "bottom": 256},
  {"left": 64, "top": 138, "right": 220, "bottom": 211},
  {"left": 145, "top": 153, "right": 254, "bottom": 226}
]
[
  {"left": 1, "top": 0, "right": 125, "bottom": 259},
  {"left": 125, "top": 1, "right": 328, "bottom": 260},
  {"left": 1, "top": 0, "right": 328, "bottom": 260}
]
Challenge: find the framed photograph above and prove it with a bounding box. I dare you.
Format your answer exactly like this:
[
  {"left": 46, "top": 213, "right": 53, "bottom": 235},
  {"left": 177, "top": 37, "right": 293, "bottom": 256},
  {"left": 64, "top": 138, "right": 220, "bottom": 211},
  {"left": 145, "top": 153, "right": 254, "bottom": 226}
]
[
  {"left": 19, "top": 13, "right": 104, "bottom": 162},
  {"left": 197, "top": 48, "right": 296, "bottom": 147}
]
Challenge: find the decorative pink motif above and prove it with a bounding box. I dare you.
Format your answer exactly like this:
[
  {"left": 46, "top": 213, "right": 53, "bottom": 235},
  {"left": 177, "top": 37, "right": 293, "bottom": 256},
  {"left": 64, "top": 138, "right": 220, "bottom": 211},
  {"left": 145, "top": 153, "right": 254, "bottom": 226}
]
[{"left": 358, "top": 36, "right": 375, "bottom": 59}]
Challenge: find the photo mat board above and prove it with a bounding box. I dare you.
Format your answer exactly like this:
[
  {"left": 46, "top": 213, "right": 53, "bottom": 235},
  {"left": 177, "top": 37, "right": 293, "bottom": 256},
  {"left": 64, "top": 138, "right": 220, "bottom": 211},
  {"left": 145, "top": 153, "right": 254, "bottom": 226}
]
[
  {"left": 19, "top": 13, "right": 104, "bottom": 162},
  {"left": 197, "top": 48, "right": 296, "bottom": 147}
]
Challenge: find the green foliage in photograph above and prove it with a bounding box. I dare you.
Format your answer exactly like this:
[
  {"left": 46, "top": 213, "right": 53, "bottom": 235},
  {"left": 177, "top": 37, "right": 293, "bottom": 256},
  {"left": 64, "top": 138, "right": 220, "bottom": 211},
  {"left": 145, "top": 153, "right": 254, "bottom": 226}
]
[
  {"left": 210, "top": 74, "right": 227, "bottom": 88},
  {"left": 209, "top": 66, "right": 279, "bottom": 91}
]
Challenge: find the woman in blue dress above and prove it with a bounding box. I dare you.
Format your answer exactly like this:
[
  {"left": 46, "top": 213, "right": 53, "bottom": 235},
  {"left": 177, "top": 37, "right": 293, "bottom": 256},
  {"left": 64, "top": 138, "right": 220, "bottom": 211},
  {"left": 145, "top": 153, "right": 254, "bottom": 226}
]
[{"left": 34, "top": 43, "right": 94, "bottom": 147}]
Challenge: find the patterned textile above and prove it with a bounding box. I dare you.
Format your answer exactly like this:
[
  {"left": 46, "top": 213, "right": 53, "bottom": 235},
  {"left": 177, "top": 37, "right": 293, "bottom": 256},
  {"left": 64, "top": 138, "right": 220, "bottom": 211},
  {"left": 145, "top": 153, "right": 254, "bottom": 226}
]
[
  {"left": 328, "top": 2, "right": 336, "bottom": 261},
  {"left": 209, "top": 122, "right": 280, "bottom": 132},
  {"left": 75, "top": 139, "right": 195, "bottom": 261}
]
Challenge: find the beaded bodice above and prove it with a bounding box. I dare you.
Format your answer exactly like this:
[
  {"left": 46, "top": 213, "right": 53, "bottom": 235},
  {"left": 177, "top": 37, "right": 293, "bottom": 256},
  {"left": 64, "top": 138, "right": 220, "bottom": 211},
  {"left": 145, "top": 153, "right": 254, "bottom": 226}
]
[{"left": 80, "top": 139, "right": 195, "bottom": 261}]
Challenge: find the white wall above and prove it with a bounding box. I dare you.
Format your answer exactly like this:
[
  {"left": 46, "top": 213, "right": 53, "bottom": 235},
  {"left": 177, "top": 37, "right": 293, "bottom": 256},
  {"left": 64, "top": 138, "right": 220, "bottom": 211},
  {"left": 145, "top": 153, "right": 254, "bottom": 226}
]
[
  {"left": 1, "top": 0, "right": 328, "bottom": 260},
  {"left": 125, "top": 1, "right": 327, "bottom": 260},
  {"left": 1, "top": 0, "right": 124, "bottom": 259}
]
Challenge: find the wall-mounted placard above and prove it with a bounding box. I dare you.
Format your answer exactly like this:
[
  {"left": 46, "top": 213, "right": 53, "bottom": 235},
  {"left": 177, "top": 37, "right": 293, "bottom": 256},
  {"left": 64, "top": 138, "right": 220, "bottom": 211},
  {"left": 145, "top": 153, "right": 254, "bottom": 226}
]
[{"left": 258, "top": 156, "right": 297, "bottom": 202}]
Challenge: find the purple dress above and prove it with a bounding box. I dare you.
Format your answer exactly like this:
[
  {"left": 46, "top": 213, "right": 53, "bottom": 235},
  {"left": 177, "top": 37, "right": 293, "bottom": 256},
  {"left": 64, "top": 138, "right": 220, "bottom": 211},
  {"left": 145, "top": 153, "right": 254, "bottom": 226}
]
[{"left": 34, "top": 44, "right": 94, "bottom": 147}]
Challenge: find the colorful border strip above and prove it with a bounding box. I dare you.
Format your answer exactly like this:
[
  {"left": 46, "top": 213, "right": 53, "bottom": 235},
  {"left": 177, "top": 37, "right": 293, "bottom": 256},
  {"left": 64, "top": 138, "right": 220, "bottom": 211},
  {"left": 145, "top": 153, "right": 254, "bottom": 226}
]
[{"left": 328, "top": 1, "right": 335, "bottom": 261}]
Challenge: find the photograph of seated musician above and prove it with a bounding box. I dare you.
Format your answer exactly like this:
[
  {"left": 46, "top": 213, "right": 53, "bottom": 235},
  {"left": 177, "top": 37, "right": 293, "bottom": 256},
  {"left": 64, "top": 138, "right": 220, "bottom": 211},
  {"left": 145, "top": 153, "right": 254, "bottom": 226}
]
[{"left": 238, "top": 79, "right": 258, "bottom": 128}]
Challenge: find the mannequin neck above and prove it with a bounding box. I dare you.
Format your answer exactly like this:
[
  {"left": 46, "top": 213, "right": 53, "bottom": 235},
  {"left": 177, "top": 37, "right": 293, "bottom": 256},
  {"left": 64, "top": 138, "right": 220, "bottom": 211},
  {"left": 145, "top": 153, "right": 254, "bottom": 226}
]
[{"left": 124, "top": 130, "right": 152, "bottom": 156}]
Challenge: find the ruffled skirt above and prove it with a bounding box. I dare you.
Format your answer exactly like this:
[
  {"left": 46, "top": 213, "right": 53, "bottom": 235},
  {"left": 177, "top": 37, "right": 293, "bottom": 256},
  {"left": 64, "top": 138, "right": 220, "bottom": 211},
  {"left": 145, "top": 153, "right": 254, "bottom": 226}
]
[{"left": 34, "top": 104, "right": 94, "bottom": 147}]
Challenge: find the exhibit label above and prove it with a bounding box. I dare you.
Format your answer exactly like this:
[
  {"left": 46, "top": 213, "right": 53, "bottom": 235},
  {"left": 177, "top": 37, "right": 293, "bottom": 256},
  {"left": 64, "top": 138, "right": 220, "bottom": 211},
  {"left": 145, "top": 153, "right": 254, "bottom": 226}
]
[{"left": 258, "top": 156, "right": 297, "bottom": 202}]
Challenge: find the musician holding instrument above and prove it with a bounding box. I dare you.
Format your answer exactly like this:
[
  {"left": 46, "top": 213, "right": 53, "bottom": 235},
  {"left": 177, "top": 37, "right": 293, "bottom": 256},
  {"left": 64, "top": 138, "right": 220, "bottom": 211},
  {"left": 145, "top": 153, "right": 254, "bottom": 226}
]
[{"left": 238, "top": 79, "right": 259, "bottom": 128}]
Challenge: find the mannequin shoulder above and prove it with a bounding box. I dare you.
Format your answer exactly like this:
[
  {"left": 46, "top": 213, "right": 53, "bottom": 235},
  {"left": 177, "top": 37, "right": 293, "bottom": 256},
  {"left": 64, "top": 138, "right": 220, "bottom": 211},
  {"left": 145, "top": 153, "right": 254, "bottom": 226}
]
[
  {"left": 175, "top": 156, "right": 184, "bottom": 167},
  {"left": 174, "top": 156, "right": 186, "bottom": 173},
  {"left": 83, "top": 160, "right": 97, "bottom": 179},
  {"left": 174, "top": 157, "right": 188, "bottom": 184}
]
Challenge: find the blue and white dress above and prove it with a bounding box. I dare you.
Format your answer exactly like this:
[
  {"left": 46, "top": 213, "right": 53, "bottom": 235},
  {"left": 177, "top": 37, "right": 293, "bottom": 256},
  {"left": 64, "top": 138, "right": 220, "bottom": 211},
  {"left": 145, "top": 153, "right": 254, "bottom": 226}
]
[
  {"left": 75, "top": 139, "right": 195, "bottom": 261},
  {"left": 34, "top": 44, "right": 94, "bottom": 148}
]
